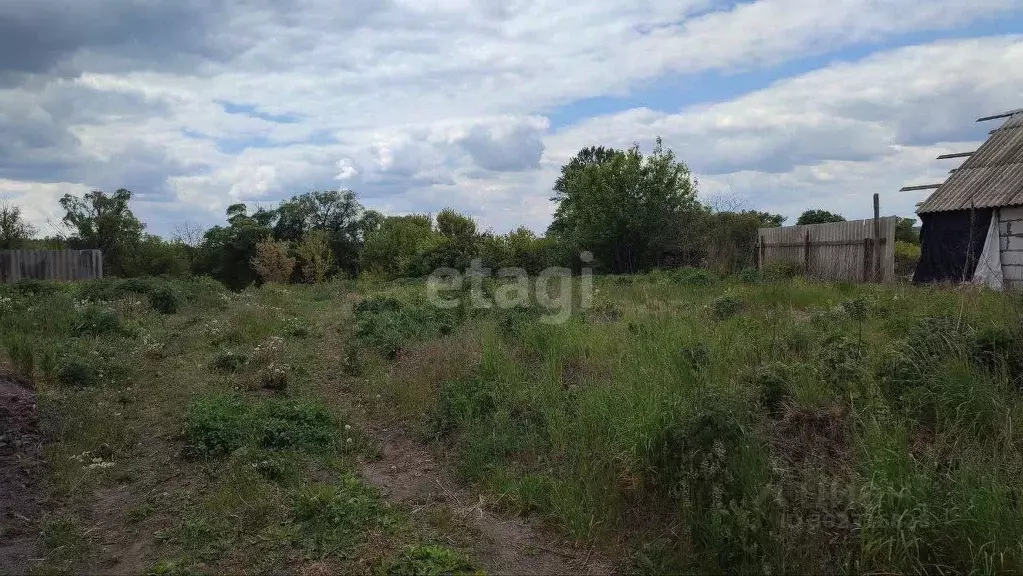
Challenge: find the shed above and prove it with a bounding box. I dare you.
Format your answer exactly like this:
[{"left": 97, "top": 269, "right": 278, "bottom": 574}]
[{"left": 910, "top": 109, "right": 1023, "bottom": 289}]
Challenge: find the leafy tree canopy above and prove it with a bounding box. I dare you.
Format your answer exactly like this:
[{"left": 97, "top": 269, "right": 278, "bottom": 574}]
[{"left": 796, "top": 209, "right": 846, "bottom": 225}]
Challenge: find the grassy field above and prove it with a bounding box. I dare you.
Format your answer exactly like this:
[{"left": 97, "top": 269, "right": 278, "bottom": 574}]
[{"left": 1, "top": 271, "right": 1022, "bottom": 574}]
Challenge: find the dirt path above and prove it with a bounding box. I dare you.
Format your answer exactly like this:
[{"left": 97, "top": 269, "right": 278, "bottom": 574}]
[
  {"left": 357, "top": 424, "right": 615, "bottom": 576},
  {"left": 0, "top": 374, "right": 43, "bottom": 576}
]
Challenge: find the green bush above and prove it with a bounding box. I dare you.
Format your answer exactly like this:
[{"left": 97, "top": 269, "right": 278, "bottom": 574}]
[
  {"left": 672, "top": 267, "right": 716, "bottom": 286},
  {"left": 433, "top": 377, "right": 501, "bottom": 437},
  {"left": 762, "top": 260, "right": 803, "bottom": 280},
  {"left": 737, "top": 267, "right": 761, "bottom": 284},
  {"left": 183, "top": 396, "right": 337, "bottom": 458},
  {"left": 75, "top": 278, "right": 120, "bottom": 302},
  {"left": 644, "top": 403, "right": 771, "bottom": 571},
  {"left": 353, "top": 295, "right": 402, "bottom": 314},
  {"left": 182, "top": 395, "right": 249, "bottom": 458},
  {"left": 74, "top": 305, "right": 129, "bottom": 336},
  {"left": 753, "top": 363, "right": 793, "bottom": 415},
  {"left": 254, "top": 400, "right": 336, "bottom": 451},
  {"left": 819, "top": 334, "right": 865, "bottom": 393},
  {"left": 711, "top": 295, "right": 741, "bottom": 321},
  {"left": 971, "top": 326, "right": 1023, "bottom": 377},
  {"left": 291, "top": 475, "right": 385, "bottom": 555},
  {"left": 680, "top": 342, "right": 711, "bottom": 372},
  {"left": 354, "top": 296, "right": 460, "bottom": 358},
  {"left": 210, "top": 350, "right": 248, "bottom": 373},
  {"left": 13, "top": 278, "right": 62, "bottom": 297},
  {"left": 118, "top": 277, "right": 157, "bottom": 295},
  {"left": 894, "top": 240, "right": 921, "bottom": 279},
  {"left": 385, "top": 545, "right": 478, "bottom": 576},
  {"left": 148, "top": 286, "right": 180, "bottom": 314},
  {"left": 57, "top": 357, "right": 97, "bottom": 388}
]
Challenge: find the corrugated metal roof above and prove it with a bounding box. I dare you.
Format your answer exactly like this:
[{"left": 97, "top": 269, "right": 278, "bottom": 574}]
[{"left": 917, "top": 112, "right": 1023, "bottom": 213}]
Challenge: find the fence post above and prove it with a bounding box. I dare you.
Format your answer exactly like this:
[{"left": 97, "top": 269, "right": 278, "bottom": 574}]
[
  {"left": 803, "top": 230, "right": 811, "bottom": 277},
  {"left": 873, "top": 193, "right": 881, "bottom": 282},
  {"left": 758, "top": 236, "right": 765, "bottom": 270}
]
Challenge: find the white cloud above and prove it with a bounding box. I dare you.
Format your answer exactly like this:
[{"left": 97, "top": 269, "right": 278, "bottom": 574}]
[{"left": 2, "top": 0, "right": 1022, "bottom": 235}]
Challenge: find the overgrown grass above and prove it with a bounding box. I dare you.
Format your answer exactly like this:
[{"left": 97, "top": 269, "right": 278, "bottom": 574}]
[
  {"left": 363, "top": 275, "right": 1023, "bottom": 574},
  {"left": 7, "top": 274, "right": 1023, "bottom": 574}
]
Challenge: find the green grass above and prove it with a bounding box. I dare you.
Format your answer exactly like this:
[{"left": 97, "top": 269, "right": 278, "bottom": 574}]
[{"left": 5, "top": 274, "right": 1023, "bottom": 574}]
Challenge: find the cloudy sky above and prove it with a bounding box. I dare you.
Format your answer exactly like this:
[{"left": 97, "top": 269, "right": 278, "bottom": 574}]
[{"left": 2, "top": 0, "right": 1023, "bottom": 237}]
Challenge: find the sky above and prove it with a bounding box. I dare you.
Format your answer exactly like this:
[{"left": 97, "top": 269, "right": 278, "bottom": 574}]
[{"left": 2, "top": 0, "right": 1023, "bottom": 238}]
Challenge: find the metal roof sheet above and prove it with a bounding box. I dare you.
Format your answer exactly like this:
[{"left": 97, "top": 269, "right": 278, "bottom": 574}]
[{"left": 917, "top": 112, "right": 1023, "bottom": 213}]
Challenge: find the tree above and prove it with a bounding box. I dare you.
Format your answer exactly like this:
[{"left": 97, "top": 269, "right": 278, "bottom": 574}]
[
  {"left": 361, "top": 214, "right": 438, "bottom": 278},
  {"left": 273, "top": 190, "right": 365, "bottom": 275},
  {"left": 748, "top": 211, "right": 786, "bottom": 228},
  {"left": 60, "top": 189, "right": 144, "bottom": 276},
  {"left": 0, "top": 201, "right": 36, "bottom": 249},
  {"left": 193, "top": 204, "right": 271, "bottom": 289},
  {"left": 436, "top": 208, "right": 477, "bottom": 240},
  {"left": 251, "top": 239, "right": 295, "bottom": 284},
  {"left": 895, "top": 217, "right": 919, "bottom": 245},
  {"left": 548, "top": 137, "right": 700, "bottom": 273},
  {"left": 296, "top": 229, "right": 334, "bottom": 284},
  {"left": 796, "top": 209, "right": 845, "bottom": 225}
]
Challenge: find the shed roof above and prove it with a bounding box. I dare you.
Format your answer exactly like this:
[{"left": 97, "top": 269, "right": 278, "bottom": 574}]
[{"left": 916, "top": 112, "right": 1023, "bottom": 213}]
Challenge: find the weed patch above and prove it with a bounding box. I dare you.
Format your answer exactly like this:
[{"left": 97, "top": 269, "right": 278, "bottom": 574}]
[
  {"left": 291, "top": 475, "right": 389, "bottom": 557},
  {"left": 384, "top": 544, "right": 479, "bottom": 576},
  {"left": 183, "top": 395, "right": 339, "bottom": 458}
]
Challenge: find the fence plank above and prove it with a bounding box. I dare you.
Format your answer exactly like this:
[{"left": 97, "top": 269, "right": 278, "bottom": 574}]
[
  {"left": 758, "top": 217, "right": 897, "bottom": 283},
  {"left": 0, "top": 250, "right": 104, "bottom": 283}
]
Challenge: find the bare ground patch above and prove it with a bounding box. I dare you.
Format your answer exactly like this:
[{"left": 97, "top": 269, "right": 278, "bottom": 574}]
[
  {"left": 0, "top": 373, "right": 43, "bottom": 575},
  {"left": 358, "top": 424, "right": 614, "bottom": 576}
]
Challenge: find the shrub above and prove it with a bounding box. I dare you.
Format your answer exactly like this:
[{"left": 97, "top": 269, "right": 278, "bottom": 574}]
[
  {"left": 680, "top": 342, "right": 711, "bottom": 372},
  {"left": 645, "top": 404, "right": 771, "bottom": 572},
  {"left": 894, "top": 240, "right": 921, "bottom": 279},
  {"left": 74, "top": 305, "right": 128, "bottom": 336},
  {"left": 354, "top": 296, "right": 460, "bottom": 358},
  {"left": 385, "top": 545, "right": 478, "bottom": 576},
  {"left": 13, "top": 278, "right": 61, "bottom": 297},
  {"left": 711, "top": 295, "right": 741, "bottom": 321},
  {"left": 254, "top": 400, "right": 336, "bottom": 451},
  {"left": 762, "top": 260, "right": 803, "bottom": 280},
  {"left": 4, "top": 334, "right": 35, "bottom": 380},
  {"left": 353, "top": 295, "right": 402, "bottom": 314},
  {"left": 673, "top": 267, "right": 716, "bottom": 286},
  {"left": 296, "top": 229, "right": 334, "bottom": 284},
  {"left": 819, "top": 334, "right": 865, "bottom": 392},
  {"left": 75, "top": 278, "right": 120, "bottom": 302},
  {"left": 211, "top": 350, "right": 248, "bottom": 373},
  {"left": 291, "top": 475, "right": 384, "bottom": 555},
  {"left": 182, "top": 395, "right": 249, "bottom": 458},
  {"left": 841, "top": 296, "right": 868, "bottom": 322},
  {"left": 251, "top": 239, "right": 295, "bottom": 284},
  {"left": 118, "top": 277, "right": 156, "bottom": 295},
  {"left": 57, "top": 358, "right": 97, "bottom": 388},
  {"left": 905, "top": 316, "right": 968, "bottom": 360},
  {"left": 971, "top": 326, "right": 1023, "bottom": 377},
  {"left": 259, "top": 365, "right": 289, "bottom": 391},
  {"left": 341, "top": 346, "right": 363, "bottom": 376},
  {"left": 737, "top": 267, "right": 761, "bottom": 284},
  {"left": 149, "top": 286, "right": 180, "bottom": 314},
  {"left": 433, "top": 377, "right": 499, "bottom": 437},
  {"left": 753, "top": 363, "right": 793, "bottom": 415}
]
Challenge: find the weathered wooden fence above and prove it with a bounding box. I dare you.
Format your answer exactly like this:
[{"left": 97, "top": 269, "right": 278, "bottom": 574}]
[
  {"left": 757, "top": 217, "right": 897, "bottom": 282},
  {"left": 0, "top": 250, "right": 103, "bottom": 283}
]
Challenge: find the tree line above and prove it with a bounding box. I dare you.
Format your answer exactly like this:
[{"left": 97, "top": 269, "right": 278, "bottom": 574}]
[{"left": 0, "top": 138, "right": 919, "bottom": 287}]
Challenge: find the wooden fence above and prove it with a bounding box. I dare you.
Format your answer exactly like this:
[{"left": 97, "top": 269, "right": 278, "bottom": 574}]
[
  {"left": 0, "top": 250, "right": 103, "bottom": 283},
  {"left": 757, "top": 217, "right": 897, "bottom": 282}
]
